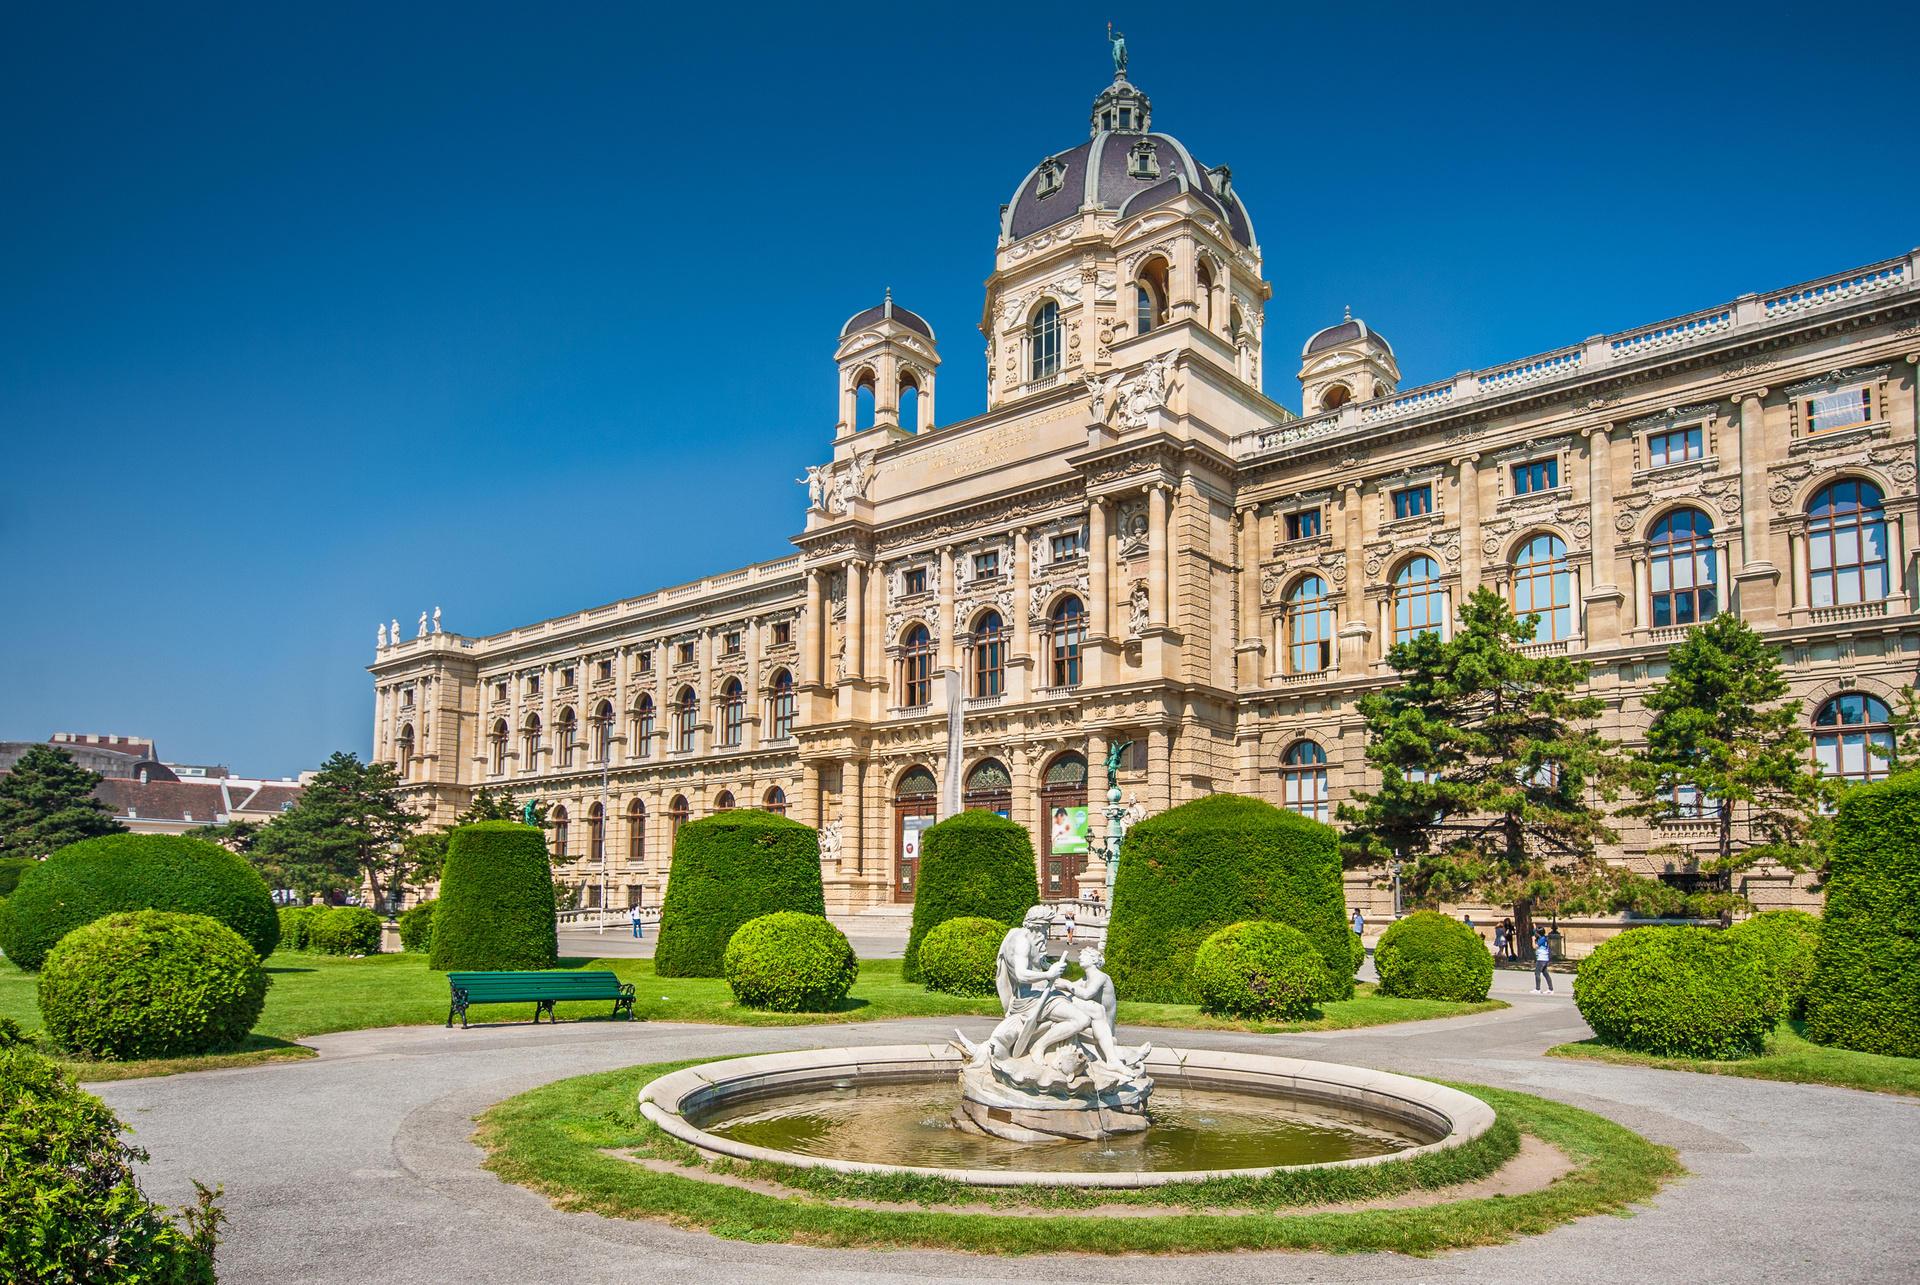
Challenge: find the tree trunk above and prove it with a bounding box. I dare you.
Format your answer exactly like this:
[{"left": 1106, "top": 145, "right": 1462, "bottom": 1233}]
[{"left": 1514, "top": 898, "right": 1535, "bottom": 957}]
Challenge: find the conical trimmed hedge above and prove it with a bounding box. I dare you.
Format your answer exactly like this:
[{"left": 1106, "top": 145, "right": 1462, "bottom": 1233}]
[
  {"left": 428, "top": 821, "right": 558, "bottom": 971},
  {"left": 1106, "top": 793, "right": 1349, "bottom": 1004},
  {"left": 903, "top": 811, "right": 1039, "bottom": 982},
  {"left": 653, "top": 811, "right": 822, "bottom": 977}
]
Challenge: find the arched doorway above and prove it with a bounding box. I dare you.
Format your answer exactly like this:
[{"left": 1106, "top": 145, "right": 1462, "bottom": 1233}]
[
  {"left": 964, "top": 757, "right": 1012, "bottom": 815},
  {"left": 1039, "top": 751, "right": 1088, "bottom": 900},
  {"left": 893, "top": 765, "right": 938, "bottom": 903}
]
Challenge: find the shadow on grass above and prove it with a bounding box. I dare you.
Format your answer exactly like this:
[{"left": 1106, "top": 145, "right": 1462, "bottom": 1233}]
[{"left": 57, "top": 1032, "right": 319, "bottom": 1082}]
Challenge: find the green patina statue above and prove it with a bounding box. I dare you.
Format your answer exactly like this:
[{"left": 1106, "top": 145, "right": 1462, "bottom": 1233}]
[
  {"left": 522, "top": 797, "right": 540, "bottom": 826},
  {"left": 1104, "top": 740, "right": 1133, "bottom": 778},
  {"left": 1109, "top": 28, "right": 1127, "bottom": 74}
]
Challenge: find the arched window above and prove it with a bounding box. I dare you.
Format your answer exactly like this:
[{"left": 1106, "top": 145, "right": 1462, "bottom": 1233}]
[
  {"left": 1320, "top": 383, "right": 1352, "bottom": 411},
  {"left": 714, "top": 790, "right": 735, "bottom": 812},
  {"left": 1050, "top": 596, "right": 1085, "bottom": 687},
  {"left": 719, "top": 678, "right": 745, "bottom": 747},
  {"left": 1814, "top": 694, "right": 1894, "bottom": 785},
  {"left": 626, "top": 799, "right": 645, "bottom": 866},
  {"left": 973, "top": 611, "right": 1005, "bottom": 697},
  {"left": 587, "top": 802, "right": 604, "bottom": 863},
  {"left": 555, "top": 708, "right": 577, "bottom": 768},
  {"left": 634, "top": 695, "right": 656, "bottom": 757},
  {"left": 551, "top": 805, "right": 569, "bottom": 859},
  {"left": 1195, "top": 258, "right": 1215, "bottom": 329},
  {"left": 1287, "top": 577, "right": 1333, "bottom": 673},
  {"left": 1512, "top": 535, "right": 1573, "bottom": 641},
  {"left": 1810, "top": 481, "right": 1889, "bottom": 606},
  {"left": 522, "top": 715, "right": 543, "bottom": 769},
  {"left": 1135, "top": 258, "right": 1168, "bottom": 335},
  {"left": 668, "top": 794, "right": 690, "bottom": 838},
  {"left": 1393, "top": 557, "right": 1447, "bottom": 644},
  {"left": 964, "top": 757, "right": 1012, "bottom": 812},
  {"left": 1281, "top": 741, "right": 1329, "bottom": 822},
  {"left": 1650, "top": 509, "right": 1717, "bottom": 627},
  {"left": 769, "top": 670, "right": 795, "bottom": 739},
  {"left": 489, "top": 719, "right": 508, "bottom": 775},
  {"left": 853, "top": 368, "right": 876, "bottom": 431},
  {"left": 674, "top": 687, "right": 698, "bottom": 753},
  {"left": 902, "top": 625, "right": 933, "bottom": 707},
  {"left": 1040, "top": 752, "right": 1088, "bottom": 899},
  {"left": 1030, "top": 301, "right": 1059, "bottom": 380},
  {"left": 899, "top": 369, "right": 921, "bottom": 433},
  {"left": 1135, "top": 285, "right": 1155, "bottom": 335},
  {"left": 592, "top": 701, "right": 614, "bottom": 762},
  {"left": 763, "top": 786, "right": 787, "bottom": 815},
  {"left": 396, "top": 724, "right": 414, "bottom": 779}
]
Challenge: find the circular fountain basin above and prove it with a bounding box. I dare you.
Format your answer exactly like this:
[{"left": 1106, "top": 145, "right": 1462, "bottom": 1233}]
[{"left": 637, "top": 1044, "right": 1496, "bottom": 1188}]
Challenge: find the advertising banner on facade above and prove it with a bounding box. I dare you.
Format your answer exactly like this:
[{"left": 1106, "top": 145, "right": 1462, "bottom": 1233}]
[
  {"left": 1048, "top": 805, "right": 1089, "bottom": 854},
  {"left": 902, "top": 814, "right": 934, "bottom": 862}
]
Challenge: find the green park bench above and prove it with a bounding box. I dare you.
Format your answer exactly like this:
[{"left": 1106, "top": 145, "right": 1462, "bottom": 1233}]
[{"left": 445, "top": 970, "right": 636, "bottom": 1029}]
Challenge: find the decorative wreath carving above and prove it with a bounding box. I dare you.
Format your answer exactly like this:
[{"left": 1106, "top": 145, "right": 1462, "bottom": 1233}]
[{"left": 1614, "top": 513, "right": 1636, "bottom": 532}]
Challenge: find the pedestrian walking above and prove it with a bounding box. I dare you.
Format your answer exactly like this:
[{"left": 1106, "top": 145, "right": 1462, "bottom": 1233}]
[
  {"left": 631, "top": 903, "right": 645, "bottom": 939},
  {"left": 1064, "top": 904, "right": 1077, "bottom": 944},
  {"left": 1533, "top": 931, "right": 1553, "bottom": 993},
  {"left": 1351, "top": 907, "right": 1365, "bottom": 937},
  {"left": 1493, "top": 922, "right": 1507, "bottom": 961}
]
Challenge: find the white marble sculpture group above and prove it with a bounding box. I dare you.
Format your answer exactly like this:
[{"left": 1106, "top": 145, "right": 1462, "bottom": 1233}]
[{"left": 950, "top": 906, "right": 1154, "bottom": 1142}]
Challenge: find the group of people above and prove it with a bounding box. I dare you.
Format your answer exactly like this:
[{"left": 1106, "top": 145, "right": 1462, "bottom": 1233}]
[{"left": 1488, "top": 918, "right": 1558, "bottom": 993}]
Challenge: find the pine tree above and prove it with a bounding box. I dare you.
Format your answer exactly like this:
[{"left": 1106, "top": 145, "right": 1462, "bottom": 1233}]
[
  {"left": 0, "top": 744, "right": 126, "bottom": 858},
  {"left": 1617, "top": 613, "right": 1831, "bottom": 910},
  {"left": 1339, "top": 586, "right": 1625, "bottom": 947},
  {"left": 251, "top": 752, "right": 421, "bottom": 907}
]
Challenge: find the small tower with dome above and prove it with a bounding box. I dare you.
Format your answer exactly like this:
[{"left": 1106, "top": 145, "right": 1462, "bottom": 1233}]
[
  {"left": 833, "top": 289, "right": 940, "bottom": 453},
  {"left": 1297, "top": 309, "right": 1400, "bottom": 414}
]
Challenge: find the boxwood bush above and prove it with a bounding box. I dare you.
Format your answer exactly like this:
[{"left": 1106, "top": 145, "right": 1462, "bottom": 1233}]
[
  {"left": 277, "top": 903, "right": 330, "bottom": 952},
  {"left": 1374, "top": 911, "right": 1494, "bottom": 1002},
  {"left": 0, "top": 1045, "right": 219, "bottom": 1280},
  {"left": 1190, "top": 920, "right": 1327, "bottom": 1020},
  {"left": 1807, "top": 771, "right": 1920, "bottom": 1057},
  {"left": 1574, "top": 926, "right": 1780, "bottom": 1058},
  {"left": 903, "top": 811, "right": 1039, "bottom": 982},
  {"left": 398, "top": 898, "right": 437, "bottom": 953},
  {"left": 0, "top": 833, "right": 279, "bottom": 971},
  {"left": 918, "top": 916, "right": 1008, "bottom": 997},
  {"left": 0, "top": 855, "right": 37, "bottom": 897},
  {"left": 722, "top": 911, "right": 858, "bottom": 1012},
  {"left": 38, "top": 910, "right": 269, "bottom": 1060},
  {"left": 654, "top": 812, "right": 822, "bottom": 978},
  {"left": 430, "top": 821, "right": 559, "bottom": 972},
  {"left": 1106, "top": 793, "right": 1350, "bottom": 1004},
  {"left": 1726, "top": 909, "right": 1821, "bottom": 1020},
  {"left": 308, "top": 905, "right": 382, "bottom": 956}
]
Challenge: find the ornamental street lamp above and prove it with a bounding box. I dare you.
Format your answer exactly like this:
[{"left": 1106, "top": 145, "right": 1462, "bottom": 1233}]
[{"left": 1084, "top": 740, "right": 1135, "bottom": 896}]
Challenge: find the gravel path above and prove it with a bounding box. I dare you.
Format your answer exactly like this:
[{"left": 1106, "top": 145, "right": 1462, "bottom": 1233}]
[{"left": 101, "top": 991, "right": 1920, "bottom": 1284}]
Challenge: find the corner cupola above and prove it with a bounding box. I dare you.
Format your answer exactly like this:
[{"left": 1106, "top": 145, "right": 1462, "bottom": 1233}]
[
  {"left": 834, "top": 288, "right": 940, "bottom": 441},
  {"left": 1297, "top": 308, "right": 1400, "bottom": 414}
]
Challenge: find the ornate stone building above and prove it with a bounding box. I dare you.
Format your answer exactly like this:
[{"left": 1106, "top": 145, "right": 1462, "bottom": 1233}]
[{"left": 370, "top": 63, "right": 1920, "bottom": 930}]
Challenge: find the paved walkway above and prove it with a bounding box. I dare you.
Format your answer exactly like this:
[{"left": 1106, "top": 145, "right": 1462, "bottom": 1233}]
[{"left": 103, "top": 993, "right": 1917, "bottom": 1284}]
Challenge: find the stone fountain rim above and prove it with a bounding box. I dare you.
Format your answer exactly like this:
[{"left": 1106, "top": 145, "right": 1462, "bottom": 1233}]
[{"left": 636, "top": 1044, "right": 1498, "bottom": 1189}]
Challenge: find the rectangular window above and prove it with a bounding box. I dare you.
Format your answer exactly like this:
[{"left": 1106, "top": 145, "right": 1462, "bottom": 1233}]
[
  {"left": 526, "top": 676, "right": 540, "bottom": 696},
  {"left": 1647, "top": 426, "right": 1704, "bottom": 468},
  {"left": 677, "top": 642, "right": 694, "bottom": 666},
  {"left": 598, "top": 659, "right": 613, "bottom": 681},
  {"left": 1807, "top": 387, "right": 1872, "bottom": 434},
  {"left": 1391, "top": 486, "right": 1433, "bottom": 520},
  {"left": 1512, "top": 459, "right": 1558, "bottom": 495},
  {"left": 401, "top": 687, "right": 415, "bottom": 706},
  {"left": 493, "top": 682, "right": 508, "bottom": 701},
  {"left": 1051, "top": 530, "right": 1083, "bottom": 561},
  {"left": 772, "top": 621, "right": 791, "bottom": 646},
  {"left": 973, "top": 550, "right": 999, "bottom": 579},
  {"left": 637, "top": 651, "right": 653, "bottom": 673},
  {"left": 724, "top": 632, "right": 741, "bottom": 656},
  {"left": 903, "top": 567, "right": 927, "bottom": 595},
  {"left": 1285, "top": 509, "right": 1322, "bottom": 541},
  {"left": 560, "top": 668, "right": 575, "bottom": 688}
]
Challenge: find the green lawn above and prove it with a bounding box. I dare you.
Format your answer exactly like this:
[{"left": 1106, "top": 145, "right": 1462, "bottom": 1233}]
[
  {"left": 476, "top": 1056, "right": 1682, "bottom": 1254},
  {"left": 0, "top": 951, "right": 1502, "bottom": 1078},
  {"left": 1547, "top": 1021, "right": 1920, "bottom": 1097}
]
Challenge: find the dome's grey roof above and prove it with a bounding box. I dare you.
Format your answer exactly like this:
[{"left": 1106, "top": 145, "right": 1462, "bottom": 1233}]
[
  {"left": 840, "top": 295, "right": 933, "bottom": 341},
  {"left": 1303, "top": 318, "right": 1391, "bottom": 358},
  {"left": 1005, "top": 130, "right": 1253, "bottom": 247}
]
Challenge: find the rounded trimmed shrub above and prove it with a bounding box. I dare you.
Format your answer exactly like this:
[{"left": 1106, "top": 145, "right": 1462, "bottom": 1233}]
[
  {"left": 1107, "top": 793, "right": 1350, "bottom": 1004},
  {"left": 398, "top": 898, "right": 437, "bottom": 953},
  {"left": 904, "top": 811, "right": 1039, "bottom": 982},
  {"left": 277, "top": 903, "right": 330, "bottom": 952},
  {"left": 1374, "top": 911, "right": 1494, "bottom": 1002},
  {"left": 308, "top": 905, "right": 382, "bottom": 956},
  {"left": 655, "top": 812, "right": 823, "bottom": 978},
  {"left": 0, "top": 855, "right": 37, "bottom": 897},
  {"left": 918, "top": 916, "right": 1008, "bottom": 997},
  {"left": 722, "top": 911, "right": 858, "bottom": 1012},
  {"left": 1190, "top": 920, "right": 1328, "bottom": 1020},
  {"left": 1574, "top": 926, "right": 1780, "bottom": 1059},
  {"left": 1, "top": 833, "right": 279, "bottom": 971},
  {"left": 1807, "top": 772, "right": 1920, "bottom": 1057},
  {"left": 430, "top": 821, "right": 559, "bottom": 971},
  {"left": 1726, "top": 909, "right": 1821, "bottom": 1019},
  {"left": 38, "top": 910, "right": 269, "bottom": 1060}
]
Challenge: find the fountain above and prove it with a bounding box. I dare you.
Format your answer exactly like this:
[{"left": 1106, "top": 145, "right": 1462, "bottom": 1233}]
[{"left": 637, "top": 909, "right": 1497, "bottom": 1188}]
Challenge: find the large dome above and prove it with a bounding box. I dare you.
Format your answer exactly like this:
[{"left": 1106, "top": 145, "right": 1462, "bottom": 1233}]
[{"left": 1001, "top": 74, "right": 1254, "bottom": 248}]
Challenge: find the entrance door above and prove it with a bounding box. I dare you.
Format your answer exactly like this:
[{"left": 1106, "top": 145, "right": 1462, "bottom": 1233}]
[
  {"left": 893, "top": 764, "right": 938, "bottom": 903},
  {"left": 1039, "top": 751, "right": 1089, "bottom": 901}
]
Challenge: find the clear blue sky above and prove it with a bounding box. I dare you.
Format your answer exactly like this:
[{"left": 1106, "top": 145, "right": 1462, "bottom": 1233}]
[{"left": 2, "top": 2, "right": 1914, "bottom": 778}]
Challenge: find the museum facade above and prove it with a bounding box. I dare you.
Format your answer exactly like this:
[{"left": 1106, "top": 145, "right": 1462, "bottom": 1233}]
[{"left": 370, "top": 65, "right": 1920, "bottom": 925}]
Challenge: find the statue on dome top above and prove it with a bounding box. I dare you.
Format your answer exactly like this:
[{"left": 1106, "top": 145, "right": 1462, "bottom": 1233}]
[{"left": 1108, "top": 26, "right": 1127, "bottom": 75}]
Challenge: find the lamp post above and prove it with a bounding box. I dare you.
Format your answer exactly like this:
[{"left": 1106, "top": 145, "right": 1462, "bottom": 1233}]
[{"left": 1085, "top": 740, "right": 1135, "bottom": 898}]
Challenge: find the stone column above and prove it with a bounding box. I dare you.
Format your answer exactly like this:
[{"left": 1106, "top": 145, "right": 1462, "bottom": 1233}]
[
  {"left": 1632, "top": 553, "right": 1650, "bottom": 632},
  {"left": 1455, "top": 454, "right": 1482, "bottom": 593},
  {"left": 746, "top": 617, "right": 762, "bottom": 749},
  {"left": 802, "top": 568, "right": 824, "bottom": 686},
  {"left": 846, "top": 758, "right": 864, "bottom": 876},
  {"left": 1238, "top": 505, "right": 1263, "bottom": 688},
  {"left": 1582, "top": 425, "right": 1624, "bottom": 645},
  {"left": 1147, "top": 484, "right": 1170, "bottom": 626},
  {"left": 1012, "top": 527, "right": 1032, "bottom": 699},
  {"left": 1089, "top": 498, "right": 1111, "bottom": 637},
  {"left": 1792, "top": 530, "right": 1811, "bottom": 612},
  {"left": 1148, "top": 726, "right": 1172, "bottom": 815},
  {"left": 938, "top": 546, "right": 956, "bottom": 671},
  {"left": 1338, "top": 483, "right": 1371, "bottom": 675},
  {"left": 846, "top": 561, "right": 866, "bottom": 680},
  {"left": 1733, "top": 389, "right": 1781, "bottom": 626},
  {"left": 802, "top": 761, "right": 822, "bottom": 830},
  {"left": 1085, "top": 730, "right": 1109, "bottom": 888}
]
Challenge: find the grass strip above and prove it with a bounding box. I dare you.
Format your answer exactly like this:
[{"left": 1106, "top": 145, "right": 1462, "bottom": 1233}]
[
  {"left": 1547, "top": 1020, "right": 1920, "bottom": 1098},
  {"left": 474, "top": 1056, "right": 1681, "bottom": 1255}
]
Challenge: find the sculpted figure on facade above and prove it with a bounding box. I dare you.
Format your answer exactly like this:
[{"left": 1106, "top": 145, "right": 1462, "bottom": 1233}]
[
  {"left": 799, "top": 464, "right": 830, "bottom": 512},
  {"left": 377, "top": 622, "right": 387, "bottom": 648}
]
